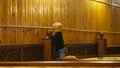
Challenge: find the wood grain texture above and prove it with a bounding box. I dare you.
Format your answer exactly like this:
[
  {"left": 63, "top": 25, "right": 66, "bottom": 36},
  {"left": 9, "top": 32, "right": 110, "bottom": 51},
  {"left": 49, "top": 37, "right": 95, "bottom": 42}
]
[{"left": 0, "top": 0, "right": 120, "bottom": 45}]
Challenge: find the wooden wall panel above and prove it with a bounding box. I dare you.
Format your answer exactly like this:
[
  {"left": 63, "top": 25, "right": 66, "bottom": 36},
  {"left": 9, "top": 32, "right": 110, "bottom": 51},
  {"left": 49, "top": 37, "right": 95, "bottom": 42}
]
[
  {"left": 0, "top": 0, "right": 3, "bottom": 43},
  {"left": 0, "top": 0, "right": 120, "bottom": 45}
]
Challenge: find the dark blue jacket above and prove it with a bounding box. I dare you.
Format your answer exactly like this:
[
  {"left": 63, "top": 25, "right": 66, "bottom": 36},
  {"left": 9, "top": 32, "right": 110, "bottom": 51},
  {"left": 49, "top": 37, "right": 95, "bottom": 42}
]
[{"left": 52, "top": 32, "right": 64, "bottom": 51}]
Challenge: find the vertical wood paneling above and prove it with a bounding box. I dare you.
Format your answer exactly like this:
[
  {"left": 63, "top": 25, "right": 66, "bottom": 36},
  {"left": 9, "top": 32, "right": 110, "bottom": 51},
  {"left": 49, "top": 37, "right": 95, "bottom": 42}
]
[
  {"left": 0, "top": 0, "right": 120, "bottom": 45},
  {"left": 0, "top": 0, "right": 3, "bottom": 42}
]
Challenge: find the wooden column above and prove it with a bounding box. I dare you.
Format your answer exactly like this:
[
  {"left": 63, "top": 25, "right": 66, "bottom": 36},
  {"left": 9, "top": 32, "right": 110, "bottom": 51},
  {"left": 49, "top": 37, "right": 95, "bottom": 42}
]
[
  {"left": 97, "top": 39, "right": 107, "bottom": 59},
  {"left": 42, "top": 38, "right": 52, "bottom": 61}
]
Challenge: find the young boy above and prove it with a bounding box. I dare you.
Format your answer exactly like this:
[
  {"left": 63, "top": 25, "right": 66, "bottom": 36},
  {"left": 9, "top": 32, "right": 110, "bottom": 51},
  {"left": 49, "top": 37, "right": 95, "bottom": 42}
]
[{"left": 51, "top": 22, "right": 66, "bottom": 60}]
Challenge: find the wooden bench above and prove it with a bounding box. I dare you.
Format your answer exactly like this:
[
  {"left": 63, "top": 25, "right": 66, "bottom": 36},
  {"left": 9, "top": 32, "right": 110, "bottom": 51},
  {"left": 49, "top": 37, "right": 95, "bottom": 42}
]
[{"left": 0, "top": 61, "right": 120, "bottom": 67}]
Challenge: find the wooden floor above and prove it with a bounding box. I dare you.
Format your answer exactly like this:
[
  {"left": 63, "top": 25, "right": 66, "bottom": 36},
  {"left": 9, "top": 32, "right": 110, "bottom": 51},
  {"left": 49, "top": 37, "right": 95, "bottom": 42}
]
[
  {"left": 80, "top": 55, "right": 120, "bottom": 60},
  {"left": 80, "top": 57, "right": 120, "bottom": 60},
  {"left": 0, "top": 55, "right": 120, "bottom": 68}
]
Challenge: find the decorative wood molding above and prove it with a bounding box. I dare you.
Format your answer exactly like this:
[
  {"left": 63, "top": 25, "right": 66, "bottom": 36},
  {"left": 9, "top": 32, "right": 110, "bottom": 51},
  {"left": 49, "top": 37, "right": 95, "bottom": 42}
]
[
  {"left": 0, "top": 61, "right": 120, "bottom": 67},
  {"left": 0, "top": 25, "right": 120, "bottom": 34},
  {"left": 0, "top": 25, "right": 51, "bottom": 29}
]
